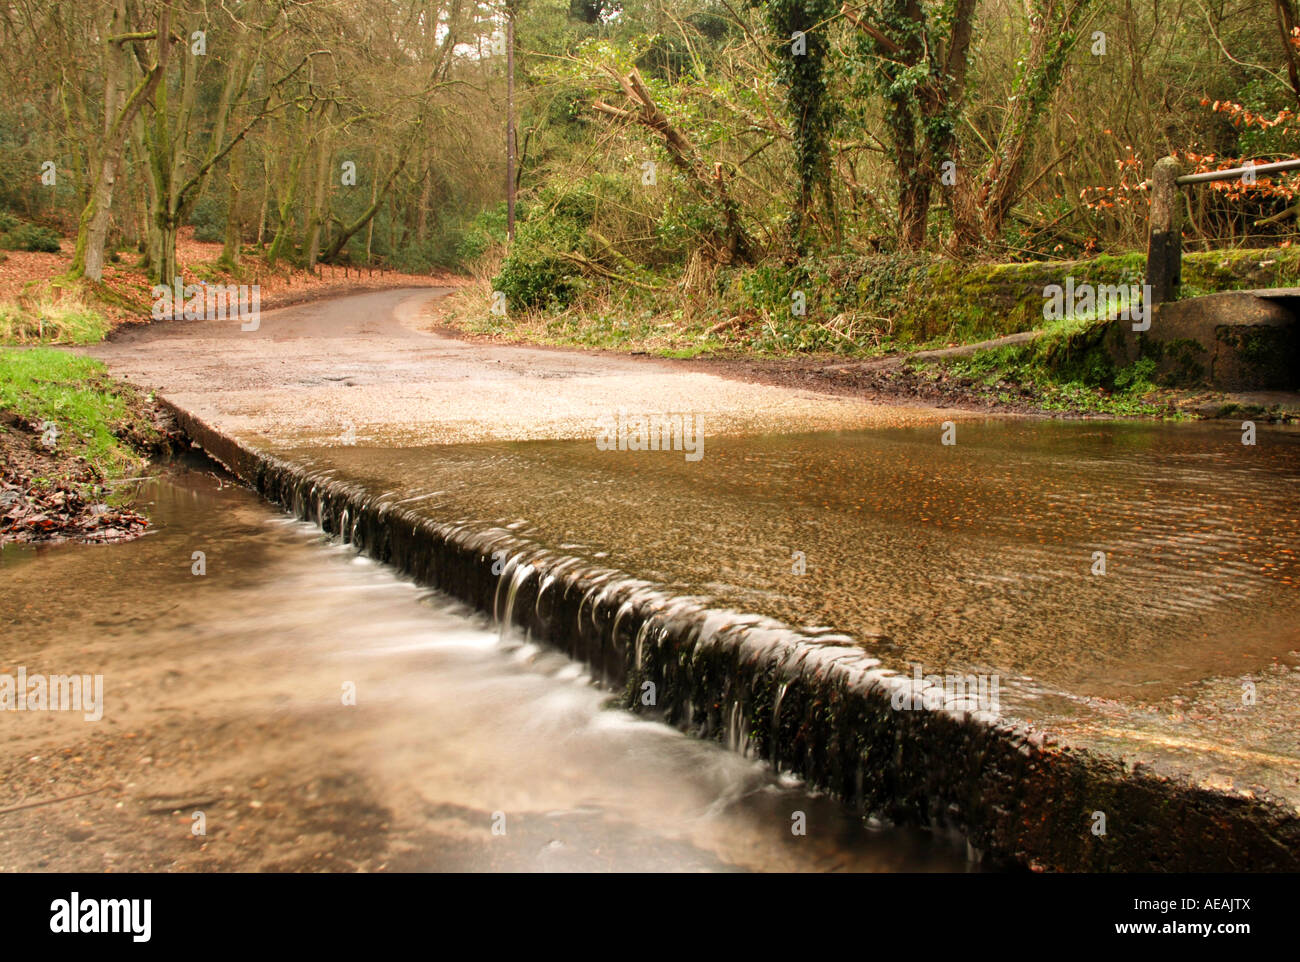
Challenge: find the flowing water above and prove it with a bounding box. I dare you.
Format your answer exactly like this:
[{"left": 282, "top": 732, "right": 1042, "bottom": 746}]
[
  {"left": 0, "top": 462, "right": 971, "bottom": 872},
  {"left": 256, "top": 418, "right": 1300, "bottom": 825},
  {"left": 5, "top": 418, "right": 1298, "bottom": 872},
  {"left": 281, "top": 418, "right": 1300, "bottom": 709}
]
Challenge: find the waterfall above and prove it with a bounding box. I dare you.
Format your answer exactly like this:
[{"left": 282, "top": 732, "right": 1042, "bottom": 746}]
[{"left": 155, "top": 401, "right": 1293, "bottom": 873}]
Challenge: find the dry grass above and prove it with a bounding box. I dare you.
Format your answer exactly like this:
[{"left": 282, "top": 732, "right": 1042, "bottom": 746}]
[{"left": 0, "top": 297, "right": 110, "bottom": 345}]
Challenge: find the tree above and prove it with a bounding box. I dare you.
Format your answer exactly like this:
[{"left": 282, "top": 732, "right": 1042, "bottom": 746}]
[
  {"left": 763, "top": 0, "right": 841, "bottom": 252},
  {"left": 844, "top": 0, "right": 977, "bottom": 249},
  {"left": 949, "top": 0, "right": 1095, "bottom": 248},
  {"left": 68, "top": 2, "right": 171, "bottom": 282},
  {"left": 845, "top": 0, "right": 1092, "bottom": 251},
  {"left": 137, "top": 2, "right": 299, "bottom": 284}
]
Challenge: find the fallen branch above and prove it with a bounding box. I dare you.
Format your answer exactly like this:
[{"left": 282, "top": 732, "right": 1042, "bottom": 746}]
[
  {"left": 840, "top": 4, "right": 902, "bottom": 55},
  {"left": 1255, "top": 202, "right": 1300, "bottom": 227},
  {"left": 706, "top": 315, "right": 743, "bottom": 336},
  {"left": 0, "top": 786, "right": 109, "bottom": 817},
  {"left": 592, "top": 66, "right": 755, "bottom": 263},
  {"left": 556, "top": 251, "right": 664, "bottom": 291}
]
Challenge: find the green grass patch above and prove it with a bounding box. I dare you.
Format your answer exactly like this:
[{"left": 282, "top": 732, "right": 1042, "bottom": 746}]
[
  {"left": 449, "top": 247, "right": 1300, "bottom": 387},
  {"left": 0, "top": 347, "right": 150, "bottom": 477}
]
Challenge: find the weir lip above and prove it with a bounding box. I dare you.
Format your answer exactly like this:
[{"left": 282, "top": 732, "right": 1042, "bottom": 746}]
[{"left": 163, "top": 399, "right": 1300, "bottom": 872}]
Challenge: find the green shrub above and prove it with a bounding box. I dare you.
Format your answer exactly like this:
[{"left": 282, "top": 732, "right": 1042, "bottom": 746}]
[
  {"left": 455, "top": 205, "right": 509, "bottom": 266},
  {"left": 1113, "top": 355, "right": 1158, "bottom": 391},
  {"left": 189, "top": 195, "right": 225, "bottom": 243},
  {"left": 493, "top": 188, "right": 595, "bottom": 310},
  {"left": 1, "top": 223, "right": 61, "bottom": 252},
  {"left": 493, "top": 227, "right": 582, "bottom": 310}
]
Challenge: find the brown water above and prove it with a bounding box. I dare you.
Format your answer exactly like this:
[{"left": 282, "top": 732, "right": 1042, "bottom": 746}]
[
  {"left": 283, "top": 418, "right": 1300, "bottom": 706},
  {"left": 0, "top": 464, "right": 970, "bottom": 872}
]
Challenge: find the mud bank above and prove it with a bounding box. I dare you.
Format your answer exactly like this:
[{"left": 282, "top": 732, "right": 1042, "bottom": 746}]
[
  {"left": 165, "top": 401, "right": 1300, "bottom": 872},
  {"left": 0, "top": 349, "right": 181, "bottom": 544}
]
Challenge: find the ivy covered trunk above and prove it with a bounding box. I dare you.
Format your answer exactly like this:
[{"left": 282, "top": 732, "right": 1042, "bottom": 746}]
[
  {"left": 845, "top": 0, "right": 975, "bottom": 251},
  {"left": 764, "top": 0, "right": 839, "bottom": 253}
]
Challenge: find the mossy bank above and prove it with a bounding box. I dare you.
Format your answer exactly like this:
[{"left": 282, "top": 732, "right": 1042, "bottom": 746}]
[{"left": 436, "top": 247, "right": 1300, "bottom": 419}]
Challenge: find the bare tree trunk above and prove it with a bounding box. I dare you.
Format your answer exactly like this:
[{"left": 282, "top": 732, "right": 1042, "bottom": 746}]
[
  {"left": 416, "top": 169, "right": 432, "bottom": 240},
  {"left": 1274, "top": 0, "right": 1300, "bottom": 107},
  {"left": 257, "top": 158, "right": 270, "bottom": 248},
  {"left": 304, "top": 128, "right": 331, "bottom": 272},
  {"left": 321, "top": 157, "right": 408, "bottom": 263},
  {"left": 506, "top": 6, "right": 516, "bottom": 240},
  {"left": 70, "top": 4, "right": 170, "bottom": 281},
  {"left": 221, "top": 138, "right": 245, "bottom": 268},
  {"left": 365, "top": 170, "right": 378, "bottom": 262}
]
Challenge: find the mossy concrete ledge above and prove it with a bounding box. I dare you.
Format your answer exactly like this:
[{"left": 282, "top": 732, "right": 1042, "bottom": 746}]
[
  {"left": 163, "top": 400, "right": 1300, "bottom": 872},
  {"left": 1111, "top": 291, "right": 1300, "bottom": 390}
]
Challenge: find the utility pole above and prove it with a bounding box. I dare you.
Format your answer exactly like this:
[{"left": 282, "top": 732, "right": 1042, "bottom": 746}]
[{"left": 505, "top": 2, "right": 516, "bottom": 241}]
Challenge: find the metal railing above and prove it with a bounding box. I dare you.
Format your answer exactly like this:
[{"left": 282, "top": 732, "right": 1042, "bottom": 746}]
[
  {"left": 1146, "top": 156, "right": 1300, "bottom": 306},
  {"left": 1175, "top": 157, "right": 1300, "bottom": 185}
]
